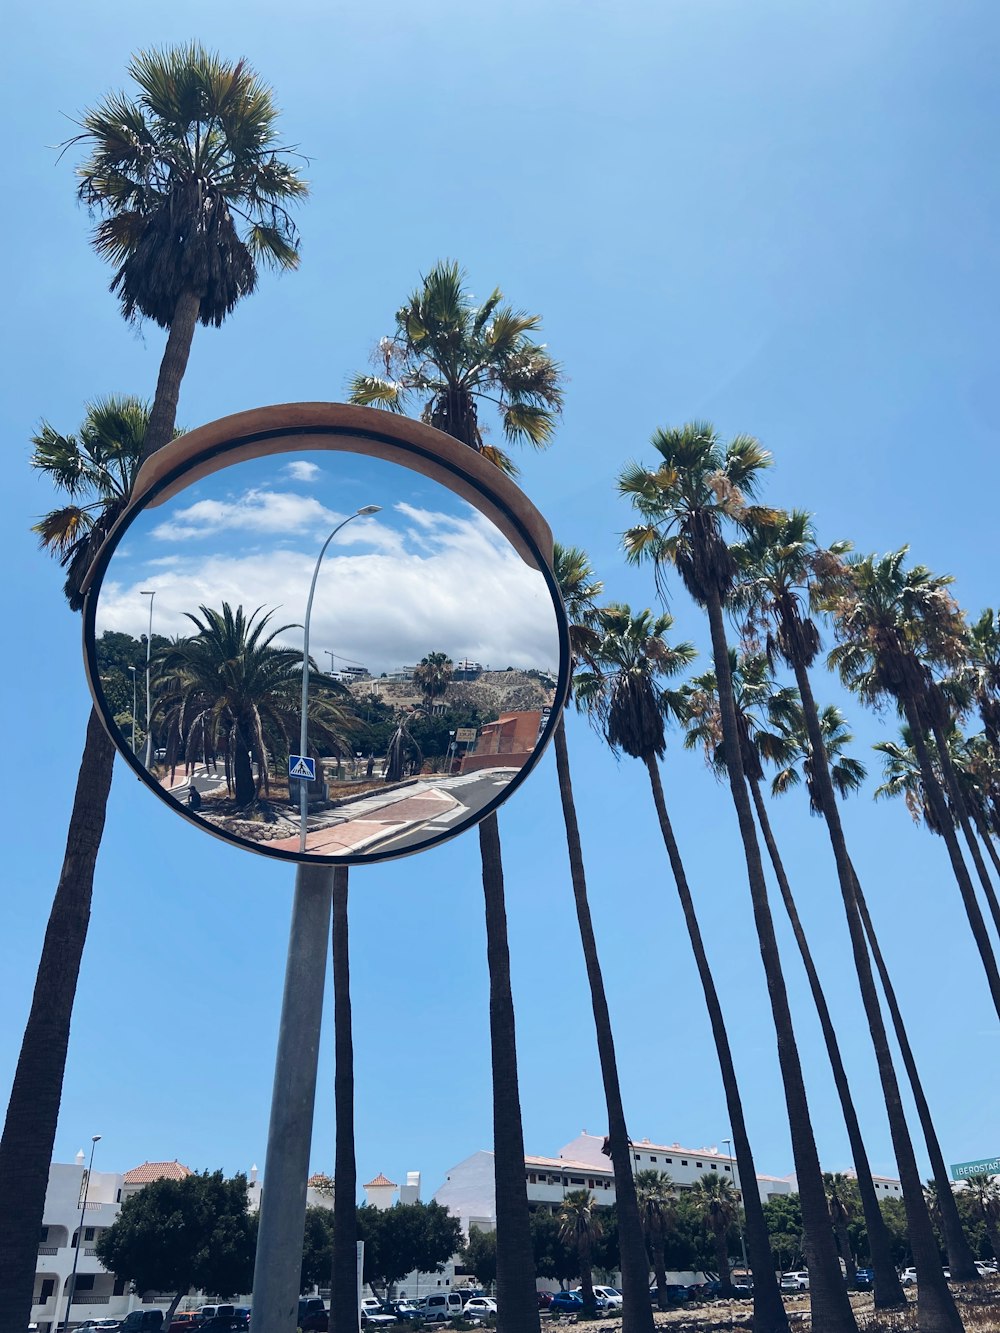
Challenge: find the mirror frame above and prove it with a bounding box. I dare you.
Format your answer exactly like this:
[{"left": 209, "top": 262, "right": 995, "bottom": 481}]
[{"left": 82, "top": 403, "right": 571, "bottom": 866}]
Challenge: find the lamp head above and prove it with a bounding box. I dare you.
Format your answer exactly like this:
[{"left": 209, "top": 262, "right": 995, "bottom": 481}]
[
  {"left": 92, "top": 1134, "right": 102, "bottom": 1143},
  {"left": 357, "top": 505, "right": 381, "bottom": 516}
]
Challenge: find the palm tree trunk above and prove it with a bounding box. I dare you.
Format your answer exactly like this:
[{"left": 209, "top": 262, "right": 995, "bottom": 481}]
[
  {"left": 650, "top": 1230, "right": 668, "bottom": 1311},
  {"left": 479, "top": 813, "right": 540, "bottom": 1333},
  {"left": 553, "top": 717, "right": 653, "bottom": 1333},
  {"left": 642, "top": 757, "right": 789, "bottom": 1333},
  {"left": 140, "top": 288, "right": 202, "bottom": 463},
  {"left": 0, "top": 708, "right": 115, "bottom": 1332},
  {"left": 850, "top": 870, "right": 980, "bottom": 1282},
  {"left": 929, "top": 718, "right": 1000, "bottom": 937},
  {"left": 833, "top": 1220, "right": 856, "bottom": 1288},
  {"left": 971, "top": 801, "right": 1000, "bottom": 884},
  {"left": 704, "top": 595, "right": 857, "bottom": 1333},
  {"left": 579, "top": 1233, "right": 595, "bottom": 1315},
  {"left": 786, "top": 659, "right": 964, "bottom": 1333},
  {"left": 747, "top": 778, "right": 906, "bottom": 1308},
  {"left": 713, "top": 1228, "right": 732, "bottom": 1291},
  {"left": 331, "top": 867, "right": 358, "bottom": 1333},
  {"left": 234, "top": 735, "right": 256, "bottom": 807},
  {"left": 901, "top": 699, "right": 1000, "bottom": 1019}
]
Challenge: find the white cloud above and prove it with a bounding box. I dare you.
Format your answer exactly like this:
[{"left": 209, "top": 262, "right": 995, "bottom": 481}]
[
  {"left": 97, "top": 507, "right": 561, "bottom": 675},
  {"left": 284, "top": 461, "right": 322, "bottom": 481}
]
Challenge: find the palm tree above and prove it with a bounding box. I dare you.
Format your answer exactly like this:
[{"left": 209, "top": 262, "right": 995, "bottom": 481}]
[
  {"left": 558, "top": 1190, "right": 602, "bottom": 1315},
  {"left": 963, "top": 1173, "right": 1000, "bottom": 1263},
  {"left": 551, "top": 545, "right": 653, "bottom": 1333},
  {"left": 69, "top": 43, "right": 308, "bottom": 464},
  {"left": 620, "top": 426, "right": 856, "bottom": 1333},
  {"left": 634, "top": 1170, "right": 673, "bottom": 1310},
  {"left": 959, "top": 609, "right": 1000, "bottom": 758},
  {"left": 733, "top": 514, "right": 974, "bottom": 1319},
  {"left": 583, "top": 603, "right": 789, "bottom": 1333},
  {"left": 350, "top": 264, "right": 563, "bottom": 1333},
  {"left": 826, "top": 548, "right": 1000, "bottom": 1019},
  {"left": 154, "top": 603, "right": 357, "bottom": 806},
  {"left": 694, "top": 1173, "right": 739, "bottom": 1294},
  {"left": 823, "top": 1174, "right": 857, "bottom": 1287},
  {"left": 0, "top": 400, "right": 149, "bottom": 1330},
  {"left": 412, "top": 651, "right": 454, "bottom": 709},
  {"left": 349, "top": 260, "right": 563, "bottom": 477},
  {"left": 682, "top": 661, "right": 905, "bottom": 1308}
]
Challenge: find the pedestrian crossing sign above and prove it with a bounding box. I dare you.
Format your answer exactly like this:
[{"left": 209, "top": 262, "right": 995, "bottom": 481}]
[{"left": 288, "top": 754, "right": 316, "bottom": 780}]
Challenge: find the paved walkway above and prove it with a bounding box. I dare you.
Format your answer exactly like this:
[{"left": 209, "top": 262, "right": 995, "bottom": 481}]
[{"left": 268, "top": 783, "right": 463, "bottom": 855}]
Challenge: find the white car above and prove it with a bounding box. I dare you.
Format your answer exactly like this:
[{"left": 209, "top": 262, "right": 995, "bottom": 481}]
[
  {"left": 780, "top": 1271, "right": 810, "bottom": 1292},
  {"left": 900, "top": 1267, "right": 917, "bottom": 1286},
  {"left": 462, "top": 1297, "right": 498, "bottom": 1319},
  {"left": 976, "top": 1261, "right": 998, "bottom": 1276},
  {"left": 592, "top": 1287, "right": 623, "bottom": 1309}
]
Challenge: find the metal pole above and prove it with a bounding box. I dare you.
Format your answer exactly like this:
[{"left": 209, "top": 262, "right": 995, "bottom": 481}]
[
  {"left": 299, "top": 508, "right": 379, "bottom": 854},
  {"left": 129, "top": 667, "right": 137, "bottom": 753},
  {"left": 724, "top": 1137, "right": 749, "bottom": 1274},
  {"left": 62, "top": 1134, "right": 100, "bottom": 1332},
  {"left": 141, "top": 590, "right": 155, "bottom": 768},
  {"left": 251, "top": 864, "right": 334, "bottom": 1333}
]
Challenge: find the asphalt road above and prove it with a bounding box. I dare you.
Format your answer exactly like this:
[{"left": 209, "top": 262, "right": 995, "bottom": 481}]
[{"left": 369, "top": 771, "right": 514, "bottom": 854}]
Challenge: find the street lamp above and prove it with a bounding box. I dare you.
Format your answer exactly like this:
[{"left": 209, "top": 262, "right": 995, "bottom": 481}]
[
  {"left": 723, "top": 1137, "right": 749, "bottom": 1275},
  {"left": 140, "top": 590, "right": 156, "bottom": 768},
  {"left": 128, "top": 666, "right": 137, "bottom": 753},
  {"left": 63, "top": 1134, "right": 101, "bottom": 1332},
  {"left": 298, "top": 507, "right": 381, "bottom": 853}
]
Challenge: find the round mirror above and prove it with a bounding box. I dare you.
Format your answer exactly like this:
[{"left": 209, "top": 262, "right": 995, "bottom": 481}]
[{"left": 83, "top": 407, "right": 569, "bottom": 865}]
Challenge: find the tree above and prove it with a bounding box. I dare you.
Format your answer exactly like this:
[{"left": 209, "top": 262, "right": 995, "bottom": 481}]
[
  {"left": 826, "top": 548, "right": 1000, "bottom": 1014},
  {"left": 412, "top": 652, "right": 454, "bottom": 710},
  {"left": 735, "top": 514, "right": 974, "bottom": 1319},
  {"left": 621, "top": 426, "right": 857, "bottom": 1333},
  {"left": 360, "top": 1202, "right": 463, "bottom": 1298},
  {"left": 351, "top": 263, "right": 564, "bottom": 1333},
  {"left": 634, "top": 1170, "right": 673, "bottom": 1308},
  {"left": 557, "top": 1191, "right": 602, "bottom": 1314},
  {"left": 824, "top": 1174, "right": 857, "bottom": 1287},
  {"left": 529, "top": 1211, "right": 578, "bottom": 1287},
  {"left": 551, "top": 543, "right": 654, "bottom": 1333},
  {"left": 69, "top": 43, "right": 308, "bottom": 465},
  {"left": 349, "top": 260, "right": 563, "bottom": 478},
  {"left": 582, "top": 603, "right": 789, "bottom": 1333},
  {"left": 463, "top": 1226, "right": 498, "bottom": 1288},
  {"left": 763, "top": 1195, "right": 803, "bottom": 1272},
  {"left": 694, "top": 1174, "right": 739, "bottom": 1293},
  {"left": 154, "top": 603, "right": 357, "bottom": 805},
  {"left": 96, "top": 1171, "right": 256, "bottom": 1325},
  {"left": 301, "top": 1206, "right": 336, "bottom": 1291},
  {"left": 683, "top": 657, "right": 905, "bottom": 1307},
  {"left": 0, "top": 399, "right": 150, "bottom": 1331},
  {"left": 961, "top": 1173, "right": 1000, "bottom": 1262}
]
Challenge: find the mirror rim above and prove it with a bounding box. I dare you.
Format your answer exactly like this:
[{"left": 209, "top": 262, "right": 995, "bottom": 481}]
[{"left": 81, "top": 405, "right": 571, "bottom": 867}]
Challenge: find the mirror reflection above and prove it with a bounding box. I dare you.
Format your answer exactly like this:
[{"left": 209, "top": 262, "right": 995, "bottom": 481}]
[{"left": 89, "top": 447, "right": 564, "bottom": 862}]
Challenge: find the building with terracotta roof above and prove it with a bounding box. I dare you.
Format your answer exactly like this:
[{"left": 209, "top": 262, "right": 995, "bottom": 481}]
[{"left": 121, "top": 1159, "right": 193, "bottom": 1200}]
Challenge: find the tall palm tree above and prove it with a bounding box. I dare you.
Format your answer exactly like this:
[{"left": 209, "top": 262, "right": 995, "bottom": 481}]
[
  {"left": 694, "top": 1173, "right": 739, "bottom": 1294},
  {"left": 733, "top": 514, "right": 973, "bottom": 1321},
  {"left": 958, "top": 609, "right": 1000, "bottom": 759},
  {"left": 412, "top": 651, "right": 454, "bottom": 709},
  {"left": 69, "top": 43, "right": 308, "bottom": 463},
  {"left": 583, "top": 603, "right": 789, "bottom": 1333},
  {"left": 0, "top": 399, "right": 149, "bottom": 1330},
  {"left": 963, "top": 1173, "right": 1000, "bottom": 1263},
  {"left": 682, "top": 661, "right": 905, "bottom": 1308},
  {"left": 551, "top": 545, "right": 653, "bottom": 1333},
  {"left": 823, "top": 1174, "right": 857, "bottom": 1287},
  {"left": 349, "top": 260, "right": 563, "bottom": 478},
  {"left": 350, "top": 264, "right": 563, "bottom": 1333},
  {"left": 557, "top": 1190, "right": 602, "bottom": 1315},
  {"left": 154, "top": 603, "right": 358, "bottom": 806},
  {"left": 634, "top": 1170, "right": 674, "bottom": 1310},
  {"left": 620, "top": 426, "right": 857, "bottom": 1333},
  {"left": 826, "top": 548, "right": 1000, "bottom": 1019}
]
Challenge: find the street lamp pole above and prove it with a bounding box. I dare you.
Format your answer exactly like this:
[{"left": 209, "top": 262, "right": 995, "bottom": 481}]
[
  {"left": 723, "top": 1137, "right": 749, "bottom": 1274},
  {"left": 62, "top": 1134, "right": 101, "bottom": 1333},
  {"left": 298, "top": 507, "right": 380, "bottom": 854},
  {"left": 140, "top": 590, "right": 155, "bottom": 768},
  {"left": 129, "top": 666, "right": 137, "bottom": 753}
]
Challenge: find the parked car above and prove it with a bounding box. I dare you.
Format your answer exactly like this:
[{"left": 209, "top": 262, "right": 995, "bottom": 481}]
[
  {"left": 417, "top": 1293, "right": 466, "bottom": 1322},
  {"left": 571, "top": 1288, "right": 608, "bottom": 1309},
  {"left": 549, "top": 1292, "right": 585, "bottom": 1314},
  {"left": 649, "top": 1285, "right": 690, "bottom": 1305},
  {"left": 536, "top": 1292, "right": 554, "bottom": 1309},
  {"left": 733, "top": 1280, "right": 753, "bottom": 1297},
  {"left": 388, "top": 1301, "right": 423, "bottom": 1322},
  {"left": 591, "top": 1287, "right": 623, "bottom": 1309},
  {"left": 854, "top": 1268, "right": 874, "bottom": 1291},
  {"left": 900, "top": 1267, "right": 917, "bottom": 1286},
  {"left": 687, "top": 1280, "right": 722, "bottom": 1300},
  {"left": 118, "top": 1313, "right": 165, "bottom": 1333},
  {"left": 780, "top": 1272, "right": 810, "bottom": 1292},
  {"left": 200, "top": 1319, "right": 248, "bottom": 1332},
  {"left": 79, "top": 1323, "right": 122, "bottom": 1332},
  {"left": 976, "top": 1261, "right": 998, "bottom": 1276},
  {"left": 300, "top": 1311, "right": 328, "bottom": 1333},
  {"left": 462, "top": 1297, "right": 498, "bottom": 1319},
  {"left": 168, "top": 1317, "right": 200, "bottom": 1333}
]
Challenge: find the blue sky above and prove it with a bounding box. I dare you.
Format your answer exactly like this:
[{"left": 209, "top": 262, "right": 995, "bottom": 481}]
[{"left": 3, "top": 0, "right": 999, "bottom": 1204}]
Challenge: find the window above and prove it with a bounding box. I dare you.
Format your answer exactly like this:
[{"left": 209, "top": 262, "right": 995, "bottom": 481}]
[
  {"left": 681, "top": 1160, "right": 688, "bottom": 1166},
  {"left": 40, "top": 1227, "right": 49, "bottom": 1243},
  {"left": 84, "top": 1227, "right": 95, "bottom": 1241},
  {"left": 570, "top": 1177, "right": 585, "bottom": 1185},
  {"left": 664, "top": 1158, "right": 672, "bottom": 1165},
  {"left": 650, "top": 1156, "right": 656, "bottom": 1163},
  {"left": 634, "top": 1153, "right": 640, "bottom": 1162},
  {"left": 588, "top": 1179, "right": 595, "bottom": 1189},
  {"left": 528, "top": 1173, "right": 537, "bottom": 1183},
  {"left": 696, "top": 1162, "right": 703, "bottom": 1169},
  {"left": 724, "top": 1165, "right": 731, "bottom": 1172},
  {"left": 40, "top": 1278, "right": 55, "bottom": 1302},
  {"left": 75, "top": 1275, "right": 96, "bottom": 1292},
  {"left": 711, "top": 1163, "right": 718, "bottom": 1170}
]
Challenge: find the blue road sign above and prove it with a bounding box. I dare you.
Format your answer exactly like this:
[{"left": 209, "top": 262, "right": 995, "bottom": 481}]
[{"left": 288, "top": 754, "right": 316, "bottom": 781}]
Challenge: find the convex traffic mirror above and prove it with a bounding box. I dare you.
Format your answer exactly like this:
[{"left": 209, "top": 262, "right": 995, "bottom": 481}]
[{"left": 83, "top": 404, "right": 570, "bottom": 865}]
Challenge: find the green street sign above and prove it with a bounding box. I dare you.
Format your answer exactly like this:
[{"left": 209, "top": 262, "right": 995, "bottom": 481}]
[{"left": 950, "top": 1156, "right": 1000, "bottom": 1181}]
